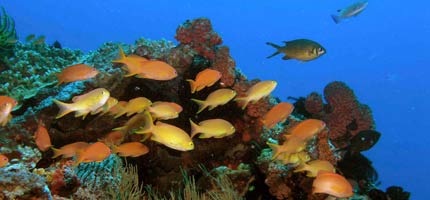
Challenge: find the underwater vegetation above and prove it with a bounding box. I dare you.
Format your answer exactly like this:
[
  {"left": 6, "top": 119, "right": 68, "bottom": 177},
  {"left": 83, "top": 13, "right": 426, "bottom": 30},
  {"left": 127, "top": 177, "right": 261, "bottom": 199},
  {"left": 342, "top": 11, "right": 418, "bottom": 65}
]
[
  {"left": 0, "top": 12, "right": 410, "bottom": 200},
  {"left": 0, "top": 7, "right": 17, "bottom": 72}
]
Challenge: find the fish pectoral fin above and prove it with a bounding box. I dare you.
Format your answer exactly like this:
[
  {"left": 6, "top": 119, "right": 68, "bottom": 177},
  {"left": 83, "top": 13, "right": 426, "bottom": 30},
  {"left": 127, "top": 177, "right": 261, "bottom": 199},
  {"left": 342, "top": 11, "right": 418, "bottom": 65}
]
[{"left": 282, "top": 55, "right": 291, "bottom": 60}]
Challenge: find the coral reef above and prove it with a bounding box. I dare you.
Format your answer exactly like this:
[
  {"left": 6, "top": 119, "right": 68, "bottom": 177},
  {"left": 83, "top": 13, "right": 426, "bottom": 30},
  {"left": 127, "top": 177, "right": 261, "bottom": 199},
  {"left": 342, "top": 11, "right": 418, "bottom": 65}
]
[{"left": 0, "top": 17, "right": 409, "bottom": 200}]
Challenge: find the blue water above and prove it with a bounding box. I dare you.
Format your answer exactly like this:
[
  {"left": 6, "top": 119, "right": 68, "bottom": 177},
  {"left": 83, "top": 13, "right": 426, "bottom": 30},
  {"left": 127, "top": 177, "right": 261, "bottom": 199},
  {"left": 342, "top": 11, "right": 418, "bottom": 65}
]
[{"left": 2, "top": 0, "right": 428, "bottom": 198}]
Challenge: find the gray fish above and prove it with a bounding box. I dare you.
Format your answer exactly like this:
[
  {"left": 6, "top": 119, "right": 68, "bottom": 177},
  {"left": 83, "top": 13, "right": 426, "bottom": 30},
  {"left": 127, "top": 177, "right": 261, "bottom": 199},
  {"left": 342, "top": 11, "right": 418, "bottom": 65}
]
[
  {"left": 332, "top": 1, "right": 368, "bottom": 24},
  {"left": 266, "top": 39, "right": 326, "bottom": 62}
]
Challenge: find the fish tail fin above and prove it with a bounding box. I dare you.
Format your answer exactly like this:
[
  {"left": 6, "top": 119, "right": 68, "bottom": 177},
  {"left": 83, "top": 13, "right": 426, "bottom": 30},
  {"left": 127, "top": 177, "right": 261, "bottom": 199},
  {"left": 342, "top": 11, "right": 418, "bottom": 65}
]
[
  {"left": 51, "top": 147, "right": 62, "bottom": 159},
  {"left": 112, "top": 145, "right": 119, "bottom": 154},
  {"left": 189, "top": 119, "right": 200, "bottom": 138},
  {"left": 266, "top": 42, "right": 282, "bottom": 59},
  {"left": 266, "top": 142, "right": 281, "bottom": 159},
  {"left": 331, "top": 15, "right": 341, "bottom": 24},
  {"left": 135, "top": 111, "right": 154, "bottom": 135},
  {"left": 112, "top": 46, "right": 126, "bottom": 63},
  {"left": 191, "top": 99, "right": 207, "bottom": 114},
  {"left": 52, "top": 99, "right": 75, "bottom": 119},
  {"left": 234, "top": 97, "right": 249, "bottom": 110},
  {"left": 186, "top": 79, "right": 197, "bottom": 93}
]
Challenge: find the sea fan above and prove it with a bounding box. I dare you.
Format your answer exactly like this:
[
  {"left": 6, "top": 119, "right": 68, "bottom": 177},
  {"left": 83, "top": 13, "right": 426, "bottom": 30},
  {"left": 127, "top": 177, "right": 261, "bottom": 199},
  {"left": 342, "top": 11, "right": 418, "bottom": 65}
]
[{"left": 0, "top": 6, "right": 17, "bottom": 56}]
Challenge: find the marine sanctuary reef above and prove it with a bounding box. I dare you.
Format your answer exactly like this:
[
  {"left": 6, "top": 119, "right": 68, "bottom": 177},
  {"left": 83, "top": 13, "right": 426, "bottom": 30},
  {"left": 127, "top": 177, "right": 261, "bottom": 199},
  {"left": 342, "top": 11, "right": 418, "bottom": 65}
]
[{"left": 0, "top": 8, "right": 409, "bottom": 200}]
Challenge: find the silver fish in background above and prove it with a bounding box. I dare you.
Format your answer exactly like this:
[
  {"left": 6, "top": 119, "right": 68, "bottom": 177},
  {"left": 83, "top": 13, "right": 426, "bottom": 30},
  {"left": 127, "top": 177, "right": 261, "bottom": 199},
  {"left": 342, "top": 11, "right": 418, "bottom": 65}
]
[{"left": 331, "top": 1, "right": 368, "bottom": 24}]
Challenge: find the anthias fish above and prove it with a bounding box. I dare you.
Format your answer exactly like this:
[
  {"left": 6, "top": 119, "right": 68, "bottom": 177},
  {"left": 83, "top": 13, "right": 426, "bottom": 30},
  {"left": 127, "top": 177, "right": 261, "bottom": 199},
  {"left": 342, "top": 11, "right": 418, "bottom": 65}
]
[
  {"left": 331, "top": 1, "right": 368, "bottom": 24},
  {"left": 266, "top": 39, "right": 325, "bottom": 61},
  {"left": 235, "top": 80, "right": 277, "bottom": 109},
  {"left": 187, "top": 68, "right": 222, "bottom": 93}
]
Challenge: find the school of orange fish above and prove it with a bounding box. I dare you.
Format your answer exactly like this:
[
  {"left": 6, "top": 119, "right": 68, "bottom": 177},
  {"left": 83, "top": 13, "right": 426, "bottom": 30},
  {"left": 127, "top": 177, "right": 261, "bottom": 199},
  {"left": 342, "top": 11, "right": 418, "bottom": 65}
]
[{"left": 0, "top": 46, "right": 353, "bottom": 198}]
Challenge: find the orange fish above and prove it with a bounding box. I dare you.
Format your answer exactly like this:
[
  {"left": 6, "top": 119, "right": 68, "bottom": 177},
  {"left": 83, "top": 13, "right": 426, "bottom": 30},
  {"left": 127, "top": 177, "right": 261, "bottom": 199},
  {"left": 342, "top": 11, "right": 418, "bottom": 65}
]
[
  {"left": 0, "top": 102, "right": 13, "bottom": 126},
  {"left": 0, "top": 154, "right": 9, "bottom": 167},
  {"left": 112, "top": 47, "right": 149, "bottom": 77},
  {"left": 135, "top": 60, "right": 178, "bottom": 80},
  {"left": 100, "top": 131, "right": 125, "bottom": 146},
  {"left": 113, "top": 142, "right": 149, "bottom": 157},
  {"left": 75, "top": 142, "right": 111, "bottom": 165},
  {"left": 52, "top": 142, "right": 90, "bottom": 158},
  {"left": 56, "top": 64, "right": 99, "bottom": 85},
  {"left": 114, "top": 97, "right": 152, "bottom": 118},
  {"left": 294, "top": 160, "right": 335, "bottom": 177},
  {"left": 313, "top": 171, "right": 353, "bottom": 198},
  {"left": 108, "top": 101, "right": 127, "bottom": 116},
  {"left": 187, "top": 69, "right": 222, "bottom": 93},
  {"left": 34, "top": 124, "right": 52, "bottom": 152},
  {"left": 286, "top": 119, "right": 326, "bottom": 141},
  {"left": 147, "top": 101, "right": 183, "bottom": 120},
  {"left": 267, "top": 137, "right": 307, "bottom": 160},
  {"left": 262, "top": 102, "right": 294, "bottom": 129},
  {"left": 0, "top": 96, "right": 18, "bottom": 108}
]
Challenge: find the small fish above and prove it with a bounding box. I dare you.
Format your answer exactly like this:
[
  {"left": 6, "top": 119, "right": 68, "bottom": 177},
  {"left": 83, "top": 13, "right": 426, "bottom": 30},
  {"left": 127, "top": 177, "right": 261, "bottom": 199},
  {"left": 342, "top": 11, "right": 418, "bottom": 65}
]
[
  {"left": 135, "top": 112, "right": 194, "bottom": 151},
  {"left": 147, "top": 101, "right": 183, "bottom": 120},
  {"left": 114, "top": 97, "right": 152, "bottom": 118},
  {"left": 56, "top": 64, "right": 99, "bottom": 85},
  {"left": 34, "top": 124, "right": 52, "bottom": 152},
  {"left": 189, "top": 118, "right": 235, "bottom": 139},
  {"left": 312, "top": 171, "right": 353, "bottom": 198},
  {"left": 235, "top": 80, "right": 277, "bottom": 109},
  {"left": 113, "top": 113, "right": 148, "bottom": 134},
  {"left": 187, "top": 69, "right": 222, "bottom": 93},
  {"left": 52, "top": 40, "right": 62, "bottom": 49},
  {"left": 113, "top": 142, "right": 149, "bottom": 157},
  {"left": 285, "top": 119, "right": 326, "bottom": 141},
  {"left": 191, "top": 88, "right": 237, "bottom": 114},
  {"left": 332, "top": 1, "right": 368, "bottom": 24},
  {"left": 91, "top": 97, "right": 118, "bottom": 115},
  {"left": 25, "top": 34, "right": 36, "bottom": 42},
  {"left": 294, "top": 160, "right": 335, "bottom": 177},
  {"left": 266, "top": 39, "right": 325, "bottom": 61},
  {"left": 262, "top": 102, "right": 294, "bottom": 129},
  {"left": 112, "top": 47, "right": 149, "bottom": 77},
  {"left": 52, "top": 142, "right": 90, "bottom": 159},
  {"left": 349, "top": 130, "right": 381, "bottom": 154},
  {"left": 135, "top": 60, "right": 178, "bottom": 81},
  {"left": 75, "top": 142, "right": 111, "bottom": 165},
  {"left": 100, "top": 131, "right": 125, "bottom": 146},
  {"left": 283, "top": 151, "right": 311, "bottom": 165},
  {"left": 0, "top": 96, "right": 18, "bottom": 108},
  {"left": 33, "top": 35, "right": 46, "bottom": 45},
  {"left": 5, "top": 38, "right": 17, "bottom": 44},
  {"left": 0, "top": 154, "right": 8, "bottom": 167},
  {"left": 108, "top": 101, "right": 127, "bottom": 116},
  {"left": 267, "top": 137, "right": 307, "bottom": 160},
  {"left": 53, "top": 88, "right": 110, "bottom": 119},
  {"left": 0, "top": 102, "right": 13, "bottom": 126}
]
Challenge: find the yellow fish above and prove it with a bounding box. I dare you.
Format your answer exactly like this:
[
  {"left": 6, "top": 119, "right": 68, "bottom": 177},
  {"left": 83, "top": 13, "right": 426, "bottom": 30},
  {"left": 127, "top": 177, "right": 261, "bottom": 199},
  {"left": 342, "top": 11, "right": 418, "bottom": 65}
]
[
  {"left": 189, "top": 118, "right": 235, "bottom": 139},
  {"left": 187, "top": 68, "right": 222, "bottom": 93},
  {"left": 113, "top": 112, "right": 147, "bottom": 134},
  {"left": 114, "top": 97, "right": 152, "bottom": 118},
  {"left": 279, "top": 151, "right": 311, "bottom": 165},
  {"left": 113, "top": 142, "right": 149, "bottom": 157},
  {"left": 75, "top": 142, "right": 111, "bottom": 165},
  {"left": 0, "top": 154, "right": 9, "bottom": 168},
  {"left": 191, "top": 88, "right": 237, "bottom": 114},
  {"left": 52, "top": 142, "right": 90, "bottom": 159},
  {"left": 294, "top": 160, "right": 335, "bottom": 177},
  {"left": 135, "top": 112, "right": 194, "bottom": 151},
  {"left": 267, "top": 136, "right": 307, "bottom": 160},
  {"left": 112, "top": 47, "right": 149, "bottom": 77},
  {"left": 91, "top": 97, "right": 118, "bottom": 115},
  {"left": 53, "top": 88, "right": 110, "bottom": 119},
  {"left": 147, "top": 101, "right": 183, "bottom": 120},
  {"left": 235, "top": 80, "right": 277, "bottom": 109}
]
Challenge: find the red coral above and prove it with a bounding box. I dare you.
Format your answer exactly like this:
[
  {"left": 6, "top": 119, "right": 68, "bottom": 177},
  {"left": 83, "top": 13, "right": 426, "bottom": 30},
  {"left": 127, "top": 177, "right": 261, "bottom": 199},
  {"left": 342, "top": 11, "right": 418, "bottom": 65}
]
[
  {"left": 175, "top": 18, "right": 222, "bottom": 60},
  {"left": 212, "top": 46, "right": 237, "bottom": 87},
  {"left": 306, "top": 81, "right": 375, "bottom": 148}
]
